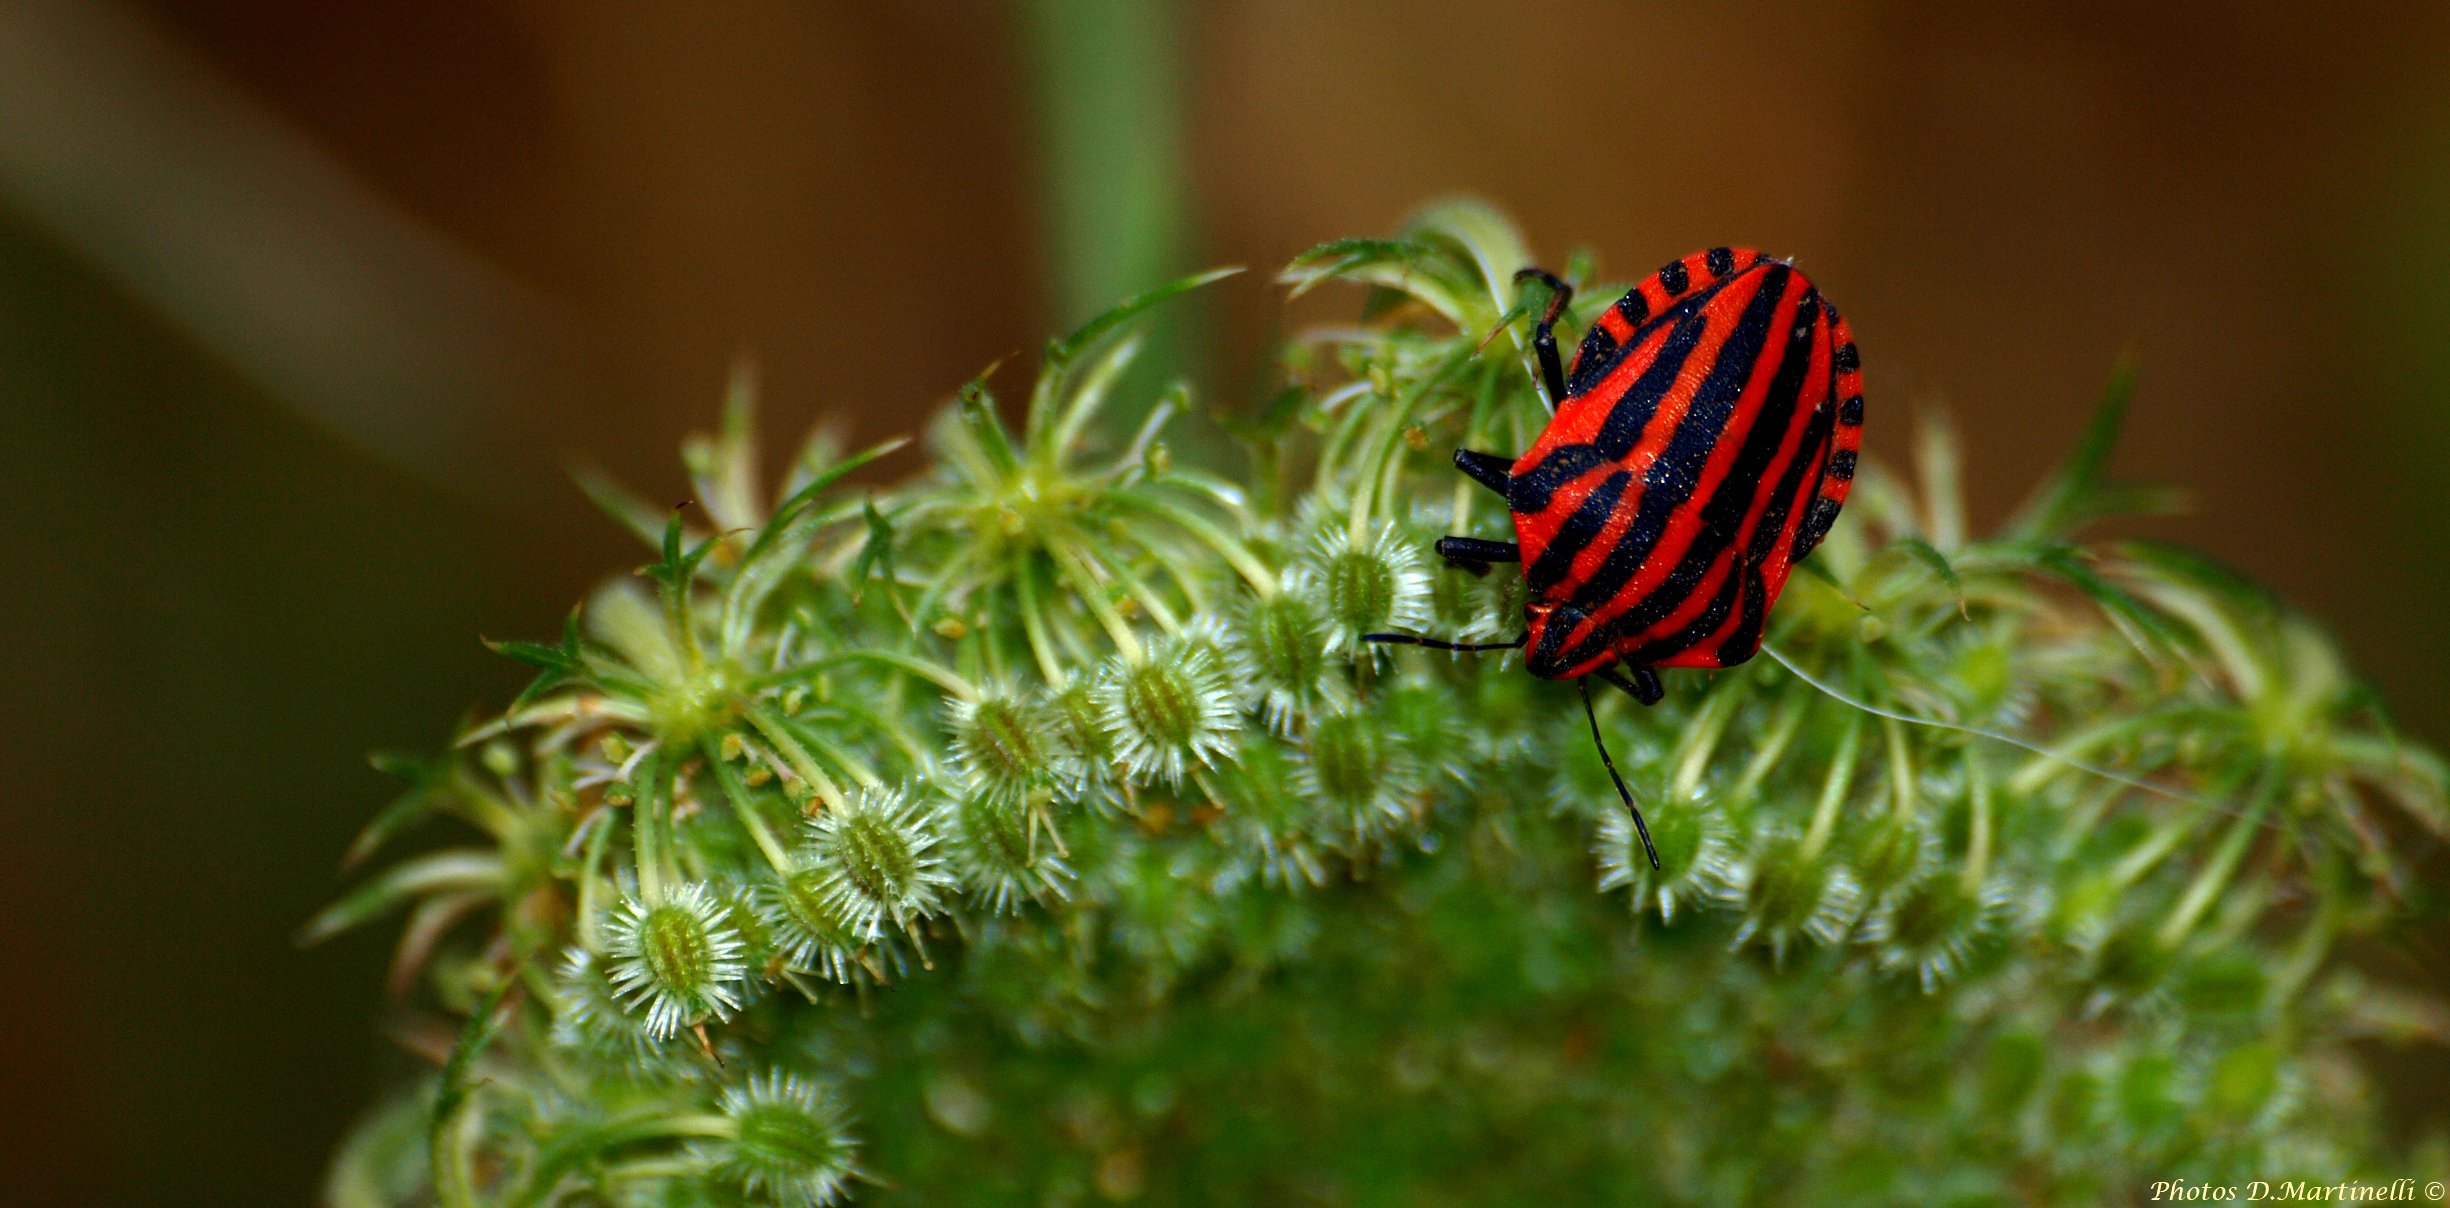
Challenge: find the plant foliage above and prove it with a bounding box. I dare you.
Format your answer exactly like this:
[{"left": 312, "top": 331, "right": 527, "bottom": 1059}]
[{"left": 318, "top": 202, "right": 2448, "bottom": 1206}]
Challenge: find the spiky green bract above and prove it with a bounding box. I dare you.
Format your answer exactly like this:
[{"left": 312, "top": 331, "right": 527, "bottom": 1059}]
[
  {"left": 803, "top": 784, "right": 953, "bottom": 941},
  {"left": 1296, "top": 517, "right": 1431, "bottom": 655},
  {"left": 549, "top": 947, "right": 680, "bottom": 1078},
  {"left": 1595, "top": 790, "right": 1739, "bottom": 924},
  {"left": 320, "top": 203, "right": 2450, "bottom": 1204},
  {"left": 1297, "top": 705, "right": 1421, "bottom": 850},
  {"left": 704, "top": 1071, "right": 861, "bottom": 1205},
  {"left": 1096, "top": 620, "right": 1241, "bottom": 787},
  {"left": 1229, "top": 590, "right": 1346, "bottom": 732},
  {"left": 945, "top": 688, "right": 1080, "bottom": 805},
  {"left": 756, "top": 857, "right": 878, "bottom": 984},
  {"left": 947, "top": 787, "right": 1073, "bottom": 913},
  {"left": 604, "top": 883, "right": 748, "bottom": 1039}
]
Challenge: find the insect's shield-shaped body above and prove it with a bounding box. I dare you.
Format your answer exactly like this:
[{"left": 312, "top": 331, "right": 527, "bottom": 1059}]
[{"left": 1504, "top": 248, "right": 1864, "bottom": 683}]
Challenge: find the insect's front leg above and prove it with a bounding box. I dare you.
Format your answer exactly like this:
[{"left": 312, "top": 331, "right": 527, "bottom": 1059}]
[
  {"left": 1452, "top": 448, "right": 1514, "bottom": 497},
  {"left": 1512, "top": 267, "right": 1573, "bottom": 410},
  {"left": 1433, "top": 536, "right": 1520, "bottom": 577}
]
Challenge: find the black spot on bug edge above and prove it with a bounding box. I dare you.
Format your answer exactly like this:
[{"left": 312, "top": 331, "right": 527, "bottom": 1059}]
[
  {"left": 1614, "top": 290, "right": 1650, "bottom": 327},
  {"left": 1705, "top": 246, "right": 1734, "bottom": 277},
  {"left": 1839, "top": 395, "right": 1864, "bottom": 426},
  {"left": 1827, "top": 448, "right": 1857, "bottom": 481},
  {"left": 1659, "top": 260, "right": 1690, "bottom": 295},
  {"left": 1834, "top": 342, "right": 1860, "bottom": 372},
  {"left": 1804, "top": 495, "right": 1843, "bottom": 536}
]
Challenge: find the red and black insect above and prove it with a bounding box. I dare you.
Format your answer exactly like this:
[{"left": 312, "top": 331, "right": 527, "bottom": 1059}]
[{"left": 1370, "top": 247, "right": 1864, "bottom": 866}]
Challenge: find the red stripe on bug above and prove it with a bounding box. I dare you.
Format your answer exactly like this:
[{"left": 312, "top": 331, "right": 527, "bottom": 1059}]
[
  {"left": 1568, "top": 269, "right": 1802, "bottom": 648},
  {"left": 1413, "top": 248, "right": 1860, "bottom": 688}
]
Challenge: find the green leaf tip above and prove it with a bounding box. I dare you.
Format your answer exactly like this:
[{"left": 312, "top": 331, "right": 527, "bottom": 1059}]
[{"left": 1044, "top": 265, "right": 1243, "bottom": 368}]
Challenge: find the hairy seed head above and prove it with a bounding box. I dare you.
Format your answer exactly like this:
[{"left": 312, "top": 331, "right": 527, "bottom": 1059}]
[
  {"left": 948, "top": 689, "right": 1081, "bottom": 804},
  {"left": 1097, "top": 623, "right": 1240, "bottom": 786},
  {"left": 803, "top": 784, "right": 952, "bottom": 939},
  {"left": 702, "top": 1070, "right": 861, "bottom": 1205},
  {"left": 603, "top": 883, "right": 748, "bottom": 1040}
]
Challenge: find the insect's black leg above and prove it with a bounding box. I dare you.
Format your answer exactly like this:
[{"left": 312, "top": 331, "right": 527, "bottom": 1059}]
[
  {"left": 1594, "top": 665, "right": 1664, "bottom": 707},
  {"left": 1580, "top": 677, "right": 1660, "bottom": 868},
  {"left": 1631, "top": 666, "right": 1663, "bottom": 705},
  {"left": 1434, "top": 536, "right": 1518, "bottom": 566},
  {"left": 1453, "top": 448, "right": 1513, "bottom": 496},
  {"left": 1513, "top": 267, "right": 1574, "bottom": 410},
  {"left": 1363, "top": 633, "right": 1527, "bottom": 653}
]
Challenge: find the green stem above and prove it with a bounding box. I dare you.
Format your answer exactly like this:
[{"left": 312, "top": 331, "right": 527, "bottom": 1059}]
[
  {"left": 1110, "top": 487, "right": 1278, "bottom": 595},
  {"left": 1884, "top": 717, "right": 1916, "bottom": 817},
  {"left": 2157, "top": 768, "right": 2276, "bottom": 949},
  {"left": 743, "top": 703, "right": 852, "bottom": 814},
  {"left": 576, "top": 805, "right": 615, "bottom": 951},
  {"left": 1732, "top": 691, "right": 1810, "bottom": 801},
  {"left": 1048, "top": 539, "right": 1145, "bottom": 660},
  {"left": 2105, "top": 811, "right": 2203, "bottom": 896},
  {"left": 1672, "top": 685, "right": 1744, "bottom": 799},
  {"left": 702, "top": 736, "right": 790, "bottom": 873},
  {"left": 1803, "top": 714, "right": 1864, "bottom": 860},
  {"left": 756, "top": 649, "right": 980, "bottom": 702},
  {"left": 1963, "top": 750, "right": 1994, "bottom": 890},
  {"left": 1064, "top": 519, "right": 1185, "bottom": 633},
  {"left": 1017, "top": 0, "right": 1189, "bottom": 392},
  {"left": 431, "top": 961, "right": 526, "bottom": 1208},
  {"left": 1015, "top": 555, "right": 1069, "bottom": 683},
  {"left": 2269, "top": 875, "right": 2340, "bottom": 1006},
  {"left": 634, "top": 751, "right": 668, "bottom": 902},
  {"left": 1348, "top": 343, "right": 1473, "bottom": 542}
]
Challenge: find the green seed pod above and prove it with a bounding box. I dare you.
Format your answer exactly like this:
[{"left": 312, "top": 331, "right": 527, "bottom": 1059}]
[
  {"left": 1866, "top": 874, "right": 2007, "bottom": 990},
  {"left": 1297, "top": 522, "right": 1429, "bottom": 653},
  {"left": 711, "top": 879, "right": 778, "bottom": 998},
  {"left": 702, "top": 1071, "right": 861, "bottom": 1205},
  {"left": 603, "top": 882, "right": 748, "bottom": 1039},
  {"left": 1299, "top": 708, "right": 1417, "bottom": 848},
  {"left": 1426, "top": 565, "right": 1477, "bottom": 631},
  {"left": 2085, "top": 922, "right": 2174, "bottom": 1002},
  {"left": 758, "top": 861, "right": 874, "bottom": 983},
  {"left": 1209, "top": 737, "right": 1327, "bottom": 889},
  {"left": 803, "top": 783, "right": 953, "bottom": 939},
  {"left": 1595, "top": 793, "right": 1737, "bottom": 924},
  {"left": 1233, "top": 592, "right": 1346, "bottom": 732},
  {"left": 1096, "top": 624, "right": 1241, "bottom": 787},
  {"left": 549, "top": 946, "right": 682, "bottom": 1077},
  {"left": 947, "top": 689, "right": 1081, "bottom": 804},
  {"left": 1105, "top": 836, "right": 1220, "bottom": 969},
  {"left": 950, "top": 789, "right": 1072, "bottom": 913},
  {"left": 1049, "top": 673, "right": 1118, "bottom": 781},
  {"left": 1378, "top": 676, "right": 1468, "bottom": 779},
  {"left": 1732, "top": 830, "right": 1862, "bottom": 960},
  {"left": 1851, "top": 814, "right": 1933, "bottom": 899},
  {"left": 2176, "top": 950, "right": 2270, "bottom": 1020}
]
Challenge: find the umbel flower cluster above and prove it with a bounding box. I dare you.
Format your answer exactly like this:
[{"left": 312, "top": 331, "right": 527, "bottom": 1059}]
[{"left": 318, "top": 202, "right": 2449, "bottom": 1205}]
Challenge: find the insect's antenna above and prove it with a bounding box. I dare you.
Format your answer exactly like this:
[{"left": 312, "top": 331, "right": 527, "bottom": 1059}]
[
  {"left": 1581, "top": 677, "right": 1661, "bottom": 870},
  {"left": 1758, "top": 643, "right": 2226, "bottom": 818},
  {"left": 1362, "top": 633, "right": 1528, "bottom": 653}
]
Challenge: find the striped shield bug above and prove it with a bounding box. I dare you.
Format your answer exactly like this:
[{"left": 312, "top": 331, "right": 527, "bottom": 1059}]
[{"left": 1370, "top": 247, "right": 1864, "bottom": 866}]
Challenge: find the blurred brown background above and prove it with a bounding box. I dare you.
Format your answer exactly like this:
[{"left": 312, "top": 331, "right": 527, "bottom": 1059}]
[{"left": 5, "top": 1, "right": 2448, "bottom": 1202}]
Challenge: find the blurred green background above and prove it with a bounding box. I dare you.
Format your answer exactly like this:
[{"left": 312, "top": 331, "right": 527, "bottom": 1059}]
[{"left": 5, "top": 1, "right": 2449, "bottom": 1202}]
